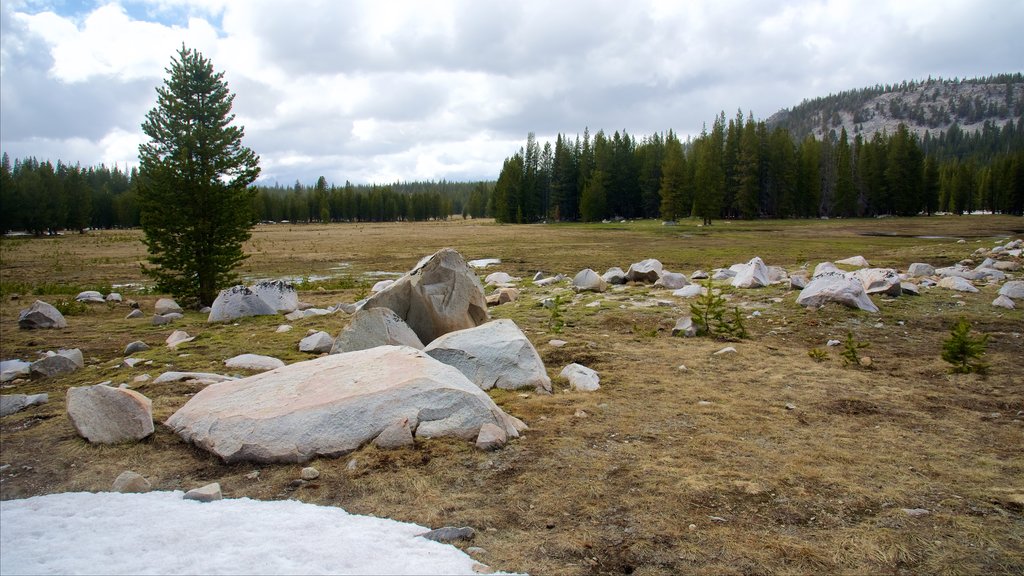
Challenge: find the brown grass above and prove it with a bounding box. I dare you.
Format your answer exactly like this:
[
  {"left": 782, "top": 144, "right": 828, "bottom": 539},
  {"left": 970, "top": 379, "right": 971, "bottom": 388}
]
[{"left": 1, "top": 216, "right": 1023, "bottom": 575}]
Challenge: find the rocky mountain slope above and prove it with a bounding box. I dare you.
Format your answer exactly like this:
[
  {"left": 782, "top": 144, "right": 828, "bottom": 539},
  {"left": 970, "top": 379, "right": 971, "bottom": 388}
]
[{"left": 767, "top": 73, "right": 1024, "bottom": 140}]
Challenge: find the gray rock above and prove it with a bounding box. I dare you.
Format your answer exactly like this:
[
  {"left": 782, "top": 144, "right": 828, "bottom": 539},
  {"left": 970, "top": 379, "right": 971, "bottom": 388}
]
[
  {"left": 712, "top": 268, "right": 736, "bottom": 281},
  {"left": 152, "top": 313, "right": 181, "bottom": 325},
  {"left": 183, "top": 483, "right": 222, "bottom": 502},
  {"left": 690, "top": 270, "right": 709, "bottom": 280},
  {"left": 601, "top": 267, "right": 627, "bottom": 285},
  {"left": 75, "top": 290, "right": 105, "bottom": 303},
  {"left": 475, "top": 423, "right": 506, "bottom": 450},
  {"left": 165, "top": 330, "right": 194, "bottom": 348},
  {"left": 208, "top": 285, "right": 278, "bottom": 323},
  {"left": 300, "top": 467, "right": 320, "bottom": 480},
  {"left": 852, "top": 268, "right": 902, "bottom": 296},
  {"left": 125, "top": 309, "right": 144, "bottom": 319},
  {"left": 672, "top": 285, "right": 704, "bottom": 298},
  {"left": 731, "top": 257, "right": 770, "bottom": 288},
  {"left": 766, "top": 266, "right": 788, "bottom": 283},
  {"left": 467, "top": 258, "right": 500, "bottom": 269},
  {"left": 937, "top": 276, "right": 978, "bottom": 293},
  {"left": 654, "top": 271, "right": 689, "bottom": 290},
  {"left": 299, "top": 331, "right": 334, "bottom": 354},
  {"left": 105, "top": 292, "right": 123, "bottom": 303},
  {"left": 483, "top": 272, "right": 517, "bottom": 286},
  {"left": 533, "top": 274, "right": 565, "bottom": 287},
  {"left": 900, "top": 282, "right": 920, "bottom": 296},
  {"left": 906, "top": 262, "right": 935, "bottom": 277},
  {"left": 999, "top": 280, "right": 1024, "bottom": 300},
  {"left": 124, "top": 341, "right": 150, "bottom": 356},
  {"left": 796, "top": 272, "right": 879, "bottom": 313},
  {"left": 626, "top": 259, "right": 663, "bottom": 283},
  {"left": 992, "top": 295, "right": 1015, "bottom": 310},
  {"left": 560, "top": 363, "right": 600, "bottom": 392},
  {"left": 812, "top": 262, "right": 842, "bottom": 277},
  {"left": 165, "top": 346, "right": 525, "bottom": 463},
  {"left": 790, "top": 273, "right": 808, "bottom": 290},
  {"left": 374, "top": 418, "right": 416, "bottom": 449},
  {"left": 30, "top": 349, "right": 84, "bottom": 379},
  {"left": 224, "top": 354, "right": 286, "bottom": 371},
  {"left": 571, "top": 268, "right": 608, "bottom": 293},
  {"left": 18, "top": 300, "right": 67, "bottom": 330},
  {"left": 1, "top": 359, "right": 31, "bottom": 383},
  {"left": 154, "top": 298, "right": 183, "bottom": 315},
  {"left": 153, "top": 371, "right": 237, "bottom": 385},
  {"left": 111, "top": 471, "right": 151, "bottom": 493},
  {"left": 713, "top": 346, "right": 737, "bottom": 355},
  {"left": 425, "top": 319, "right": 552, "bottom": 393},
  {"left": 66, "top": 384, "right": 154, "bottom": 444},
  {"left": 0, "top": 393, "right": 48, "bottom": 417},
  {"left": 672, "top": 317, "right": 696, "bottom": 337},
  {"left": 935, "top": 266, "right": 983, "bottom": 281},
  {"left": 331, "top": 308, "right": 424, "bottom": 354},
  {"left": 419, "top": 526, "right": 476, "bottom": 543},
  {"left": 363, "top": 248, "right": 489, "bottom": 345},
  {"left": 485, "top": 287, "right": 519, "bottom": 307},
  {"left": 250, "top": 280, "right": 299, "bottom": 313},
  {"left": 835, "top": 255, "right": 869, "bottom": 268}
]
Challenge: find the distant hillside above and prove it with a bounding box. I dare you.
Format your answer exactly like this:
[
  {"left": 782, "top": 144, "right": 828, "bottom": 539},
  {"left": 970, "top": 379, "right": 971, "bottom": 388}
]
[{"left": 767, "top": 73, "right": 1024, "bottom": 140}]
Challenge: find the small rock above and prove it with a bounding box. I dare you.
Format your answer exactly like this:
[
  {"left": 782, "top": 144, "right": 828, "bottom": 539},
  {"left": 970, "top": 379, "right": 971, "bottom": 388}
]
[
  {"left": 992, "top": 295, "right": 1015, "bottom": 310},
  {"left": 902, "top": 508, "right": 930, "bottom": 517},
  {"left": 154, "top": 298, "right": 183, "bottom": 315},
  {"left": 300, "top": 467, "right": 320, "bottom": 480},
  {"left": 125, "top": 309, "right": 144, "bottom": 319},
  {"left": 124, "top": 341, "right": 150, "bottom": 356},
  {"left": 419, "top": 526, "right": 476, "bottom": 543},
  {"left": 275, "top": 324, "right": 293, "bottom": 333},
  {"left": 672, "top": 317, "right": 696, "bottom": 338},
  {"left": 466, "top": 547, "right": 487, "bottom": 556},
  {"left": 224, "top": 354, "right": 285, "bottom": 371},
  {"left": 111, "top": 471, "right": 151, "bottom": 493},
  {"left": 713, "top": 346, "right": 737, "bottom": 355},
  {"left": 472, "top": 562, "right": 495, "bottom": 574},
  {"left": 374, "top": 418, "right": 415, "bottom": 450},
  {"left": 548, "top": 339, "right": 567, "bottom": 348},
  {"left": 245, "top": 471, "right": 260, "bottom": 480},
  {"left": 298, "top": 331, "right": 334, "bottom": 354},
  {"left": 859, "top": 356, "right": 873, "bottom": 367},
  {"left": 183, "top": 482, "right": 222, "bottom": 502},
  {"left": 826, "top": 339, "right": 841, "bottom": 347},
  {"left": 475, "top": 422, "right": 507, "bottom": 451},
  {"left": 785, "top": 403, "right": 796, "bottom": 410},
  {"left": 346, "top": 459, "right": 358, "bottom": 471},
  {"left": 560, "top": 363, "right": 600, "bottom": 392},
  {"left": 574, "top": 409, "right": 589, "bottom": 418},
  {"left": 165, "top": 330, "right": 194, "bottom": 348},
  {"left": 0, "top": 393, "right": 49, "bottom": 417}
]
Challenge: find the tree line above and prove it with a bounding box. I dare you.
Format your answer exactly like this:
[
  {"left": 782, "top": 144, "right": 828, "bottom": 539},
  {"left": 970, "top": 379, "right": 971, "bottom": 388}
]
[
  {"left": 0, "top": 153, "right": 493, "bottom": 235},
  {"left": 491, "top": 114, "right": 1024, "bottom": 224}
]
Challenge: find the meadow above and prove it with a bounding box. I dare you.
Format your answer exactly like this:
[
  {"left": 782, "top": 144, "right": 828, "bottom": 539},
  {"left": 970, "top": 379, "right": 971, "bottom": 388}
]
[{"left": 1, "top": 216, "right": 1022, "bottom": 575}]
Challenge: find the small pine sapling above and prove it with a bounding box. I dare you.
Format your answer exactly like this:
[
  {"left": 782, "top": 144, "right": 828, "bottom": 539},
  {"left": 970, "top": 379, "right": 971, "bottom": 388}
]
[
  {"left": 808, "top": 348, "right": 828, "bottom": 362},
  {"left": 839, "top": 332, "right": 870, "bottom": 367},
  {"left": 942, "top": 317, "right": 988, "bottom": 374},
  {"left": 689, "top": 278, "right": 747, "bottom": 340},
  {"left": 549, "top": 295, "right": 565, "bottom": 334}
]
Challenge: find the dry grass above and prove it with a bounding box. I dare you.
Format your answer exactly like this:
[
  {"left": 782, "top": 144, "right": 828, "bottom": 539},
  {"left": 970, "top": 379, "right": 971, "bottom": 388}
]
[{"left": 1, "top": 216, "right": 1023, "bottom": 575}]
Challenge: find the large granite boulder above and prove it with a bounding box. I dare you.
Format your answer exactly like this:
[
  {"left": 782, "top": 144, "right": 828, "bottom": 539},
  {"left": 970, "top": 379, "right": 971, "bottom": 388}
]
[
  {"left": 571, "top": 269, "right": 608, "bottom": 293},
  {"left": 363, "top": 248, "right": 488, "bottom": 344},
  {"left": 424, "top": 319, "right": 552, "bottom": 393},
  {"left": 330, "top": 307, "right": 424, "bottom": 354},
  {"left": 796, "top": 272, "right": 879, "bottom": 312},
  {"left": 66, "top": 384, "right": 154, "bottom": 444},
  {"left": 30, "top": 349, "right": 84, "bottom": 379},
  {"left": 208, "top": 286, "right": 277, "bottom": 323},
  {"left": 165, "top": 346, "right": 525, "bottom": 463},
  {"left": 731, "top": 257, "right": 770, "bottom": 288},
  {"left": 250, "top": 280, "right": 299, "bottom": 313},
  {"left": 154, "top": 298, "right": 183, "bottom": 315},
  {"left": 852, "top": 268, "right": 902, "bottom": 296},
  {"left": 999, "top": 280, "right": 1024, "bottom": 300},
  {"left": 17, "top": 300, "right": 67, "bottom": 330},
  {"left": 626, "top": 259, "right": 663, "bottom": 283}
]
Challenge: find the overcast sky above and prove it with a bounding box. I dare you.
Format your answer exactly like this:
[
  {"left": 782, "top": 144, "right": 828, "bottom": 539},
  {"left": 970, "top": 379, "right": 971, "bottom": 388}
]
[{"left": 2, "top": 0, "right": 1021, "bottom": 186}]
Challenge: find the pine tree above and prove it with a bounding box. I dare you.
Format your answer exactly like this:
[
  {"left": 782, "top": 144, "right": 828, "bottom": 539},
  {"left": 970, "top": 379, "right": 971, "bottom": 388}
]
[
  {"left": 137, "top": 45, "right": 261, "bottom": 306},
  {"left": 941, "top": 317, "right": 988, "bottom": 374}
]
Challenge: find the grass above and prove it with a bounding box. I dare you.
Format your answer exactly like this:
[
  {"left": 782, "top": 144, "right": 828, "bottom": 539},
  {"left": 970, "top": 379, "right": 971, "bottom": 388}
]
[{"left": 1, "top": 216, "right": 1022, "bottom": 575}]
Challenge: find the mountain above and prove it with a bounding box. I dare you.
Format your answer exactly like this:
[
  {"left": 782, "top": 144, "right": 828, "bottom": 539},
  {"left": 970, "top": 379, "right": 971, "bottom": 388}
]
[{"left": 767, "top": 73, "right": 1024, "bottom": 140}]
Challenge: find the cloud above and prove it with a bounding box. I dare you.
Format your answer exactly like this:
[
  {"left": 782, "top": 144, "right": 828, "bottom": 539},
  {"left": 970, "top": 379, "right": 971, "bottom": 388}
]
[{"left": 1, "top": 0, "right": 1022, "bottom": 184}]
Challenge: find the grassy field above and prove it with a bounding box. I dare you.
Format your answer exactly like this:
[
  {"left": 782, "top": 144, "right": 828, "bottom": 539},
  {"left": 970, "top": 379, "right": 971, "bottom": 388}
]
[{"left": 1, "top": 216, "right": 1022, "bottom": 575}]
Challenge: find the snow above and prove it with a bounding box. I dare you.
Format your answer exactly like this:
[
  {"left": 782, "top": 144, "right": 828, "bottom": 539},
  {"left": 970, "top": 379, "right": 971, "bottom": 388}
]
[{"left": 0, "top": 491, "right": 510, "bottom": 575}]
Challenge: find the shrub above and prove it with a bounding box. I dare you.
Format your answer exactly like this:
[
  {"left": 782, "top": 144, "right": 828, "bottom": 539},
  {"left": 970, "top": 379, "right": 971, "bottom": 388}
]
[
  {"left": 808, "top": 348, "right": 828, "bottom": 362},
  {"left": 839, "top": 332, "right": 870, "bottom": 367},
  {"left": 689, "top": 278, "right": 747, "bottom": 340},
  {"left": 942, "top": 317, "right": 988, "bottom": 374}
]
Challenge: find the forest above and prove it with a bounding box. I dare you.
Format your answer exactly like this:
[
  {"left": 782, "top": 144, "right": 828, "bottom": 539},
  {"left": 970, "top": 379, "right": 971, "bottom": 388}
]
[{"left": 491, "top": 115, "right": 1024, "bottom": 224}]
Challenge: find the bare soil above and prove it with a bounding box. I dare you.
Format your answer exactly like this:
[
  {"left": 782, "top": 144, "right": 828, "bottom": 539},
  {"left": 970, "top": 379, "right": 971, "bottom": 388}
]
[{"left": 1, "top": 216, "right": 1022, "bottom": 575}]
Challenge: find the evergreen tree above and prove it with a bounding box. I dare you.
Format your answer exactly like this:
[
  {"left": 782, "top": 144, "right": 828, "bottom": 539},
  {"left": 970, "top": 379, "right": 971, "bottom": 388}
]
[
  {"left": 137, "top": 45, "right": 261, "bottom": 306},
  {"left": 658, "top": 133, "right": 688, "bottom": 220},
  {"left": 580, "top": 169, "right": 608, "bottom": 222},
  {"left": 833, "top": 128, "right": 857, "bottom": 216}
]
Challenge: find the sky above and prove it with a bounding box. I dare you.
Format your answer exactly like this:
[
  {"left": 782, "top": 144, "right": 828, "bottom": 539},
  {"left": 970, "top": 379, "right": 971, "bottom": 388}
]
[
  {"left": 1, "top": 0, "right": 1022, "bottom": 186},
  {"left": 1, "top": 490, "right": 514, "bottom": 575}
]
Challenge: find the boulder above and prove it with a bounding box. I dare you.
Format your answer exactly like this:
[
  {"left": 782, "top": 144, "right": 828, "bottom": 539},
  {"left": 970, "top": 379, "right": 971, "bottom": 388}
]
[
  {"left": 836, "top": 255, "right": 869, "bottom": 268},
  {"left": 330, "top": 308, "right": 424, "bottom": 354},
  {"left": 796, "top": 272, "right": 879, "bottom": 312},
  {"left": 165, "top": 330, "right": 194, "bottom": 348},
  {"left": 766, "top": 266, "right": 788, "bottom": 284},
  {"left": 571, "top": 269, "right": 608, "bottom": 293},
  {"left": 125, "top": 309, "right": 144, "bottom": 319},
  {"left": 105, "top": 292, "right": 123, "bottom": 303},
  {"left": 483, "top": 272, "right": 517, "bottom": 286},
  {"left": 154, "top": 298, "right": 183, "bottom": 315},
  {"left": 935, "top": 266, "right": 983, "bottom": 281},
  {"left": 937, "top": 276, "right": 979, "bottom": 293},
  {"left": 711, "top": 268, "right": 736, "bottom": 281},
  {"left": 75, "top": 290, "right": 105, "bottom": 303},
  {"left": 906, "top": 263, "right": 935, "bottom": 277},
  {"left": 363, "top": 248, "right": 488, "bottom": 344},
  {"left": 467, "top": 258, "right": 501, "bottom": 269},
  {"left": 373, "top": 418, "right": 416, "bottom": 450},
  {"left": 0, "top": 359, "right": 31, "bottom": 383},
  {"left": 992, "top": 295, "right": 1015, "bottom": 310},
  {"left": 900, "top": 282, "right": 920, "bottom": 296},
  {"left": 111, "top": 471, "right": 151, "bottom": 493},
  {"left": 124, "top": 341, "right": 150, "bottom": 356},
  {"left": 626, "top": 259, "right": 663, "bottom": 283},
  {"left": 560, "top": 363, "right": 600, "bottom": 392},
  {"left": 812, "top": 262, "right": 842, "bottom": 277},
  {"left": 852, "top": 268, "right": 902, "bottom": 296},
  {"left": 672, "top": 317, "right": 696, "bottom": 337},
  {"left": 299, "top": 331, "right": 334, "bottom": 354},
  {"left": 18, "top": 300, "right": 67, "bottom": 329},
  {"left": 0, "top": 393, "right": 48, "bottom": 417},
  {"left": 224, "top": 354, "right": 286, "bottom": 372},
  {"left": 208, "top": 285, "right": 278, "bottom": 323},
  {"left": 790, "top": 273, "right": 809, "bottom": 290},
  {"left": 475, "top": 423, "right": 506, "bottom": 451},
  {"left": 485, "top": 288, "right": 519, "bottom": 307},
  {"left": 165, "top": 346, "right": 524, "bottom": 463},
  {"left": 690, "top": 270, "right": 709, "bottom": 280},
  {"left": 153, "top": 371, "right": 236, "bottom": 385},
  {"left": 602, "top": 267, "right": 627, "bottom": 285},
  {"left": 672, "top": 285, "right": 705, "bottom": 298},
  {"left": 66, "top": 384, "right": 154, "bottom": 444},
  {"left": 533, "top": 274, "right": 565, "bottom": 287},
  {"left": 654, "top": 271, "right": 689, "bottom": 290},
  {"left": 998, "top": 280, "right": 1024, "bottom": 300},
  {"left": 424, "top": 319, "right": 552, "bottom": 393},
  {"left": 183, "top": 483, "right": 222, "bottom": 502},
  {"left": 250, "top": 280, "right": 299, "bottom": 313},
  {"left": 731, "top": 257, "right": 770, "bottom": 288},
  {"left": 30, "top": 349, "right": 84, "bottom": 379},
  {"left": 152, "top": 313, "right": 180, "bottom": 326}
]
